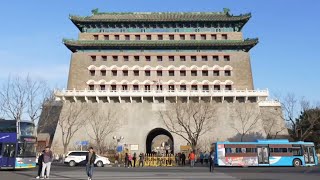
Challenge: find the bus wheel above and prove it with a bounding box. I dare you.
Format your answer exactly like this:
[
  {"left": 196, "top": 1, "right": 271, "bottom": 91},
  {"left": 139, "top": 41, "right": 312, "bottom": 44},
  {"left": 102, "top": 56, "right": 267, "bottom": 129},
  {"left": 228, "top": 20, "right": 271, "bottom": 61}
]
[
  {"left": 69, "top": 160, "right": 76, "bottom": 167},
  {"left": 293, "top": 159, "right": 301, "bottom": 167}
]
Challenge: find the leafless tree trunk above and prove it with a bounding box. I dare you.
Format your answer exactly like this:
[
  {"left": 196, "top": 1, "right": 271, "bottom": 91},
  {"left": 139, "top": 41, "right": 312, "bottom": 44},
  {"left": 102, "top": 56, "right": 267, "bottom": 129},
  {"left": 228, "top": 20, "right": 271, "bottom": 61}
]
[
  {"left": 58, "top": 102, "right": 88, "bottom": 154},
  {"left": 87, "top": 105, "right": 120, "bottom": 154},
  {"left": 159, "top": 101, "right": 217, "bottom": 150},
  {"left": 230, "top": 103, "right": 261, "bottom": 142}
]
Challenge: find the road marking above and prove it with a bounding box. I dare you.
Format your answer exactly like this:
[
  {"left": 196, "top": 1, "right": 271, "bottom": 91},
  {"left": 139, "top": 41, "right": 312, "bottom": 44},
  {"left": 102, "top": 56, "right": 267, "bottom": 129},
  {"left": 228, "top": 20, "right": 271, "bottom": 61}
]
[{"left": 27, "top": 172, "right": 237, "bottom": 180}]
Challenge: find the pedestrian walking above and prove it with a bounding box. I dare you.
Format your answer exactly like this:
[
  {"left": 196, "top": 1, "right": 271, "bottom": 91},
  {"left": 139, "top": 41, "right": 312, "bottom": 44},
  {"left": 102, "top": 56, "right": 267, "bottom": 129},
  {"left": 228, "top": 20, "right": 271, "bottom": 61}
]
[
  {"left": 180, "top": 152, "right": 186, "bottom": 166},
  {"left": 209, "top": 149, "right": 215, "bottom": 173},
  {"left": 204, "top": 151, "right": 209, "bottom": 165},
  {"left": 86, "top": 147, "right": 96, "bottom": 180},
  {"left": 41, "top": 146, "right": 53, "bottom": 179},
  {"left": 189, "top": 151, "right": 195, "bottom": 167},
  {"left": 139, "top": 153, "right": 144, "bottom": 167},
  {"left": 133, "top": 152, "right": 137, "bottom": 167},
  {"left": 36, "top": 150, "right": 45, "bottom": 179}
]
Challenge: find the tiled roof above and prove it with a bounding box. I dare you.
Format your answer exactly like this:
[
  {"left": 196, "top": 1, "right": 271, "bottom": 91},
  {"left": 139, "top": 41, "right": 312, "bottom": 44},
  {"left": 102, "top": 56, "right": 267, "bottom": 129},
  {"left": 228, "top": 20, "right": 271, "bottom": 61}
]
[
  {"left": 63, "top": 39, "right": 258, "bottom": 52},
  {"left": 70, "top": 12, "right": 251, "bottom": 23}
]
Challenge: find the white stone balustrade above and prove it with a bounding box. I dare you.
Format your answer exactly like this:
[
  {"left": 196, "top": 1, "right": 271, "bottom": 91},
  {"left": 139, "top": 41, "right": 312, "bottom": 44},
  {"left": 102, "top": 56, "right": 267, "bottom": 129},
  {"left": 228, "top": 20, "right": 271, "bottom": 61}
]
[{"left": 54, "top": 88, "right": 276, "bottom": 104}]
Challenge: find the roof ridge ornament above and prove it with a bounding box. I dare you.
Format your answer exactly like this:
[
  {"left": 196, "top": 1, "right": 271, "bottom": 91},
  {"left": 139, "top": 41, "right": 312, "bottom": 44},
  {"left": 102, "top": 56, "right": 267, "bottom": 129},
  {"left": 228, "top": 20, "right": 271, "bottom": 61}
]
[
  {"left": 223, "top": 8, "right": 231, "bottom": 15},
  {"left": 91, "top": 8, "right": 99, "bottom": 15}
]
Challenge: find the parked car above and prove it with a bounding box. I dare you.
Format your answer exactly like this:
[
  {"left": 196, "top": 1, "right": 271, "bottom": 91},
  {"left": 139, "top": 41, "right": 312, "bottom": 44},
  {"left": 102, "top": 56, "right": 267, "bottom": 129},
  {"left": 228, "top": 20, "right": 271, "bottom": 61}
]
[{"left": 64, "top": 151, "right": 110, "bottom": 167}]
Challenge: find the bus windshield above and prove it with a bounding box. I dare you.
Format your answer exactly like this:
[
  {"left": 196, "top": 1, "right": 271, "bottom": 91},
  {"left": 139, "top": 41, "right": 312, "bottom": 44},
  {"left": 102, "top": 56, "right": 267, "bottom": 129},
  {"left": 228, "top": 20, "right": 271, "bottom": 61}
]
[
  {"left": 17, "top": 142, "right": 36, "bottom": 157},
  {"left": 20, "top": 122, "right": 35, "bottom": 136}
]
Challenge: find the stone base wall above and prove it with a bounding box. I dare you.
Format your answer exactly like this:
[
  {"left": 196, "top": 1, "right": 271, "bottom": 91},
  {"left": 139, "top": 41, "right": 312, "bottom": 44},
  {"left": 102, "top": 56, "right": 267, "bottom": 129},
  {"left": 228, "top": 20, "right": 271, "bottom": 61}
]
[{"left": 39, "top": 102, "right": 288, "bottom": 154}]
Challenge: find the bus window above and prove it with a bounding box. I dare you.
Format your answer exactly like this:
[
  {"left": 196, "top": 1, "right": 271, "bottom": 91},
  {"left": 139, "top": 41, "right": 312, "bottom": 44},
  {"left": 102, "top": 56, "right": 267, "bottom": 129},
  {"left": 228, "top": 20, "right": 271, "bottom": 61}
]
[
  {"left": 3, "top": 144, "right": 10, "bottom": 157},
  {"left": 246, "top": 148, "right": 257, "bottom": 153},
  {"left": 0, "top": 143, "right": 2, "bottom": 155},
  {"left": 17, "top": 143, "right": 36, "bottom": 157},
  {"left": 289, "top": 147, "right": 302, "bottom": 156},
  {"left": 225, "top": 148, "right": 232, "bottom": 154}
]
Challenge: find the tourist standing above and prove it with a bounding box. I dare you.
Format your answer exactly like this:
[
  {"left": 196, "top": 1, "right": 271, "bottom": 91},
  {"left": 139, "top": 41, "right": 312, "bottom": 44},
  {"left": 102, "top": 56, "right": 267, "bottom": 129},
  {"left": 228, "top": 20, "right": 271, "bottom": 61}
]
[
  {"left": 200, "top": 151, "right": 204, "bottom": 165},
  {"left": 128, "top": 153, "right": 133, "bottom": 168},
  {"left": 209, "top": 149, "right": 215, "bottom": 172},
  {"left": 204, "top": 151, "right": 209, "bottom": 165},
  {"left": 189, "top": 151, "right": 195, "bottom": 167},
  {"left": 36, "top": 150, "right": 44, "bottom": 179},
  {"left": 124, "top": 153, "right": 129, "bottom": 167},
  {"left": 175, "top": 153, "right": 179, "bottom": 165},
  {"left": 139, "top": 153, "right": 144, "bottom": 167},
  {"left": 180, "top": 152, "right": 186, "bottom": 166},
  {"left": 133, "top": 152, "right": 137, "bottom": 167},
  {"left": 41, "top": 146, "right": 53, "bottom": 179},
  {"left": 177, "top": 153, "right": 181, "bottom": 166},
  {"left": 86, "top": 147, "right": 96, "bottom": 180}
]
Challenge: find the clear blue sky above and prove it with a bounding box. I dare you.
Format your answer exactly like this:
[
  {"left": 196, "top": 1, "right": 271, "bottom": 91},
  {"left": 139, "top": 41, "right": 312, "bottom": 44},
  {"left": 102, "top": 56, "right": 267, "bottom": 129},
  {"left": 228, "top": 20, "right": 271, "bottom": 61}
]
[{"left": 0, "top": 0, "right": 319, "bottom": 101}]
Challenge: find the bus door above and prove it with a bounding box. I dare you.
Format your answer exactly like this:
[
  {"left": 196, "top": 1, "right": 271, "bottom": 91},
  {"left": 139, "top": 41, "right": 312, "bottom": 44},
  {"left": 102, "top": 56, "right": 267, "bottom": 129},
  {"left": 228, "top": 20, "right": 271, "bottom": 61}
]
[
  {"left": 303, "top": 146, "right": 315, "bottom": 164},
  {"left": 1, "top": 143, "right": 16, "bottom": 168},
  {"left": 257, "top": 146, "right": 269, "bottom": 165}
]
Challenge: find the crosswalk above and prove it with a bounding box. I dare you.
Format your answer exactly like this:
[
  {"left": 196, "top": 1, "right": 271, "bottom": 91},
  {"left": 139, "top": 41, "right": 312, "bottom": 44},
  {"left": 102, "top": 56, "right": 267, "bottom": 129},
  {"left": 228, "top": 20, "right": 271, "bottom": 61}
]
[{"left": 14, "top": 170, "right": 238, "bottom": 180}]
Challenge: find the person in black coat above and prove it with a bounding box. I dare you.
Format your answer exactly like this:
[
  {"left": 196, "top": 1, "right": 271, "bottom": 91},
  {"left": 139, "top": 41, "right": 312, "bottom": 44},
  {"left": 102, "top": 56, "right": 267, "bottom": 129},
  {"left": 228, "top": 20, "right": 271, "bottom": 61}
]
[
  {"left": 180, "top": 153, "right": 186, "bottom": 166},
  {"left": 36, "top": 150, "right": 45, "bottom": 179},
  {"left": 85, "top": 147, "right": 96, "bottom": 180},
  {"left": 209, "top": 150, "right": 215, "bottom": 173}
]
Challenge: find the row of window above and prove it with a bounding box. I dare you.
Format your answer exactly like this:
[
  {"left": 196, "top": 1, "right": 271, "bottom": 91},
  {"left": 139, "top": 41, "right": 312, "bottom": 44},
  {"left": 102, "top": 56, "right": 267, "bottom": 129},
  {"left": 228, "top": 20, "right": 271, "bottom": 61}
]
[
  {"left": 225, "top": 148, "right": 257, "bottom": 154},
  {"left": 89, "top": 70, "right": 232, "bottom": 77},
  {"left": 91, "top": 55, "right": 230, "bottom": 62},
  {"left": 225, "top": 147, "right": 303, "bottom": 156},
  {"left": 93, "top": 34, "right": 228, "bottom": 41},
  {"left": 88, "top": 84, "right": 232, "bottom": 91}
]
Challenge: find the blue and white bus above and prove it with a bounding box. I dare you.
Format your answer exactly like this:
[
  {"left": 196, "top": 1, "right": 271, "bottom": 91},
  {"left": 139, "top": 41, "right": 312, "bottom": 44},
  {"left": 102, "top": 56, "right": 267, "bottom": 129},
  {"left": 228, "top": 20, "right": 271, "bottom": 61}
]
[
  {"left": 214, "top": 139, "right": 318, "bottom": 167},
  {"left": 0, "top": 120, "right": 37, "bottom": 169}
]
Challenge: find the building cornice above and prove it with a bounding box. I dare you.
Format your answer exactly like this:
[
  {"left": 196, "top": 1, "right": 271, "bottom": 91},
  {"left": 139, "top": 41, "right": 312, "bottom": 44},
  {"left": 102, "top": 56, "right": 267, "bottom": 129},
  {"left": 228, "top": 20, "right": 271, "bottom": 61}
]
[{"left": 63, "top": 38, "right": 258, "bottom": 52}]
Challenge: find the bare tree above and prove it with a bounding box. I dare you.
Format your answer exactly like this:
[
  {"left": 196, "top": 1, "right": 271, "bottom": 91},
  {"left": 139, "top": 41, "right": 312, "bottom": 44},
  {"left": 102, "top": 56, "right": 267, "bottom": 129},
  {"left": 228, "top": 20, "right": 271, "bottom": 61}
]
[
  {"left": 0, "top": 75, "right": 50, "bottom": 124},
  {"left": 159, "top": 101, "right": 217, "bottom": 150},
  {"left": 25, "top": 77, "right": 50, "bottom": 123},
  {"left": 261, "top": 109, "right": 287, "bottom": 139},
  {"left": 0, "top": 76, "right": 28, "bottom": 121},
  {"left": 230, "top": 103, "right": 261, "bottom": 142},
  {"left": 297, "top": 99, "right": 320, "bottom": 140},
  {"left": 197, "top": 137, "right": 214, "bottom": 152},
  {"left": 58, "top": 102, "right": 88, "bottom": 154},
  {"left": 280, "top": 93, "right": 299, "bottom": 134},
  {"left": 87, "top": 105, "right": 120, "bottom": 154},
  {"left": 280, "top": 93, "right": 320, "bottom": 140}
]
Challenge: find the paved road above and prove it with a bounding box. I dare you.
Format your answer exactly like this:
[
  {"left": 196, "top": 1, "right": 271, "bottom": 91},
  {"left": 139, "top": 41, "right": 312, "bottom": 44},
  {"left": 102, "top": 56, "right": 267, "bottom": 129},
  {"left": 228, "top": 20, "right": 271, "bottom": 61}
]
[{"left": 2, "top": 164, "right": 320, "bottom": 180}]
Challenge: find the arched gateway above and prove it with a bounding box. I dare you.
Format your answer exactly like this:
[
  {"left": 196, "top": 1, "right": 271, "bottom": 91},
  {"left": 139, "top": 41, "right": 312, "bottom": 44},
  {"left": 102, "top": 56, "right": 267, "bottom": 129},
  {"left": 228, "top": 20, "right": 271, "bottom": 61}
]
[{"left": 146, "top": 128, "right": 174, "bottom": 154}]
